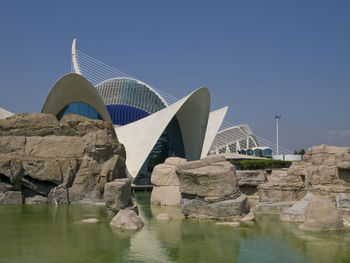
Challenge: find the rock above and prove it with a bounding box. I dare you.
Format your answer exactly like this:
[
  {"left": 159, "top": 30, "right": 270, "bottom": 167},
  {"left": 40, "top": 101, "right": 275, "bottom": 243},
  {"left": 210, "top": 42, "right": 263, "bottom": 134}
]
[
  {"left": 150, "top": 186, "right": 181, "bottom": 206},
  {"left": 300, "top": 195, "right": 344, "bottom": 231},
  {"left": 177, "top": 159, "right": 240, "bottom": 202},
  {"left": 304, "top": 145, "right": 350, "bottom": 168},
  {"left": 151, "top": 158, "right": 186, "bottom": 186},
  {"left": 343, "top": 219, "right": 350, "bottom": 227},
  {"left": 216, "top": 222, "right": 240, "bottom": 226},
  {"left": 104, "top": 178, "right": 132, "bottom": 215},
  {"left": 0, "top": 136, "right": 25, "bottom": 155},
  {"left": 180, "top": 195, "right": 247, "bottom": 220},
  {"left": 280, "top": 192, "right": 314, "bottom": 222},
  {"left": 236, "top": 170, "right": 267, "bottom": 186},
  {"left": 81, "top": 218, "right": 99, "bottom": 223},
  {"left": 48, "top": 187, "right": 69, "bottom": 204},
  {"left": 156, "top": 213, "right": 172, "bottom": 220},
  {"left": 24, "top": 195, "right": 48, "bottom": 204},
  {"left": 0, "top": 113, "right": 127, "bottom": 205},
  {"left": 150, "top": 157, "right": 185, "bottom": 206},
  {"left": 254, "top": 202, "right": 294, "bottom": 215},
  {"left": 336, "top": 193, "right": 350, "bottom": 209},
  {"left": 177, "top": 156, "right": 247, "bottom": 219},
  {"left": 0, "top": 181, "right": 13, "bottom": 193},
  {"left": 109, "top": 209, "right": 144, "bottom": 230},
  {"left": 2, "top": 191, "right": 22, "bottom": 204},
  {"left": 258, "top": 183, "right": 305, "bottom": 202},
  {"left": 240, "top": 211, "right": 255, "bottom": 222},
  {"left": 164, "top": 157, "right": 188, "bottom": 166},
  {"left": 0, "top": 113, "right": 59, "bottom": 137}
]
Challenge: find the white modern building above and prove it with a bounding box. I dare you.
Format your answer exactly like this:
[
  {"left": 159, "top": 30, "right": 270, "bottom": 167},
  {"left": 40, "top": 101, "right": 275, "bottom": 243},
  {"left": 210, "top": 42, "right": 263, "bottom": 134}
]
[{"left": 41, "top": 39, "right": 265, "bottom": 184}]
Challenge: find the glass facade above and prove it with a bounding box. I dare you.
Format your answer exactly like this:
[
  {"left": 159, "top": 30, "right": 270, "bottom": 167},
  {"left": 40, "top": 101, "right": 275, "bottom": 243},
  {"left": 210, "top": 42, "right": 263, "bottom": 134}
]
[
  {"left": 134, "top": 116, "right": 185, "bottom": 185},
  {"left": 56, "top": 102, "right": 102, "bottom": 121},
  {"left": 106, "top": 104, "right": 150, "bottom": 126},
  {"left": 97, "top": 78, "right": 166, "bottom": 115}
]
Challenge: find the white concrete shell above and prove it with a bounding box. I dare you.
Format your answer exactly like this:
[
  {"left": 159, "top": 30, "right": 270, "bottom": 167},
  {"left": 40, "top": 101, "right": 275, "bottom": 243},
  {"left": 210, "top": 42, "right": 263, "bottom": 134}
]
[
  {"left": 41, "top": 73, "right": 112, "bottom": 123},
  {"left": 115, "top": 87, "right": 210, "bottom": 178},
  {"left": 200, "top": 106, "right": 228, "bottom": 158},
  {"left": 0, "top": 107, "right": 14, "bottom": 119}
]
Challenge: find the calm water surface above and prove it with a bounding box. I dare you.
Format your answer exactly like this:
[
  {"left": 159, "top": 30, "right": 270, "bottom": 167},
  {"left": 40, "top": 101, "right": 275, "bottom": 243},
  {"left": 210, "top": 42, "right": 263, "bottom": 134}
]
[{"left": 0, "top": 192, "right": 349, "bottom": 263}]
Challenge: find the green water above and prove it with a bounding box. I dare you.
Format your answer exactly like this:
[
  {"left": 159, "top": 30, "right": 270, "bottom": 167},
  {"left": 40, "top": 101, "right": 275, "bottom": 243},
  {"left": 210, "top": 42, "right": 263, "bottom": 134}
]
[{"left": 0, "top": 192, "right": 350, "bottom": 263}]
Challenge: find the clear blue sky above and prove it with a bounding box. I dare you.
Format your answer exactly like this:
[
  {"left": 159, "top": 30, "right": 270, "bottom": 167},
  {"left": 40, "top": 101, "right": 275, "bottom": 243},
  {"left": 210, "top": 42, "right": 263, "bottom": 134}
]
[{"left": 0, "top": 0, "right": 349, "bottom": 151}]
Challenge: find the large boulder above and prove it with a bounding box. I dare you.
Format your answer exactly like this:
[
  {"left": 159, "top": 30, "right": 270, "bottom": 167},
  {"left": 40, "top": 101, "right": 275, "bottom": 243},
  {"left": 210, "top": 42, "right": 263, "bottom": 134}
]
[
  {"left": 236, "top": 170, "right": 267, "bottom": 187},
  {"left": 151, "top": 186, "right": 181, "bottom": 206},
  {"left": 280, "top": 192, "right": 314, "bottom": 222},
  {"left": 1, "top": 191, "right": 22, "bottom": 204},
  {"left": 150, "top": 157, "right": 186, "bottom": 206},
  {"left": 177, "top": 155, "right": 247, "bottom": 219},
  {"left": 180, "top": 195, "right": 247, "bottom": 220},
  {"left": 336, "top": 193, "right": 350, "bottom": 209},
  {"left": 104, "top": 178, "right": 132, "bottom": 215},
  {"left": 109, "top": 209, "right": 144, "bottom": 230},
  {"left": 177, "top": 156, "right": 240, "bottom": 202},
  {"left": 300, "top": 195, "right": 344, "bottom": 231},
  {"left": 0, "top": 113, "right": 127, "bottom": 204},
  {"left": 258, "top": 182, "right": 306, "bottom": 203},
  {"left": 304, "top": 145, "right": 350, "bottom": 168}
]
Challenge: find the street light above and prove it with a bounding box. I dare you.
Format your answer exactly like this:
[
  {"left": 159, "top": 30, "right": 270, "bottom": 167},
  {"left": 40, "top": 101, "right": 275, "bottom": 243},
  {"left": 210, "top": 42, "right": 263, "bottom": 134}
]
[{"left": 274, "top": 115, "right": 281, "bottom": 156}]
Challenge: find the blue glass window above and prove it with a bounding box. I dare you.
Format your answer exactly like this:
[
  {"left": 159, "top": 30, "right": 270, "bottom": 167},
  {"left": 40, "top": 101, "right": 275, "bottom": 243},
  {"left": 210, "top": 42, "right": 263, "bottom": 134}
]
[
  {"left": 106, "top": 104, "right": 150, "bottom": 126},
  {"left": 56, "top": 102, "right": 102, "bottom": 121}
]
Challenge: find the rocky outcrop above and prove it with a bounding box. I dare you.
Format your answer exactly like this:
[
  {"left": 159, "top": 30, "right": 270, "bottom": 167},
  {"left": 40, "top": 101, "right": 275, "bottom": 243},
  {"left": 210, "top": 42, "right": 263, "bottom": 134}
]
[
  {"left": 257, "top": 169, "right": 306, "bottom": 203},
  {"left": 0, "top": 113, "right": 127, "bottom": 204},
  {"left": 256, "top": 145, "right": 350, "bottom": 207},
  {"left": 237, "top": 170, "right": 267, "bottom": 187},
  {"left": 177, "top": 155, "right": 247, "bottom": 220},
  {"left": 104, "top": 178, "right": 132, "bottom": 215},
  {"left": 300, "top": 195, "right": 344, "bottom": 231},
  {"left": 236, "top": 170, "right": 267, "bottom": 208},
  {"left": 1, "top": 191, "right": 22, "bottom": 204},
  {"left": 280, "top": 192, "right": 314, "bottom": 222},
  {"left": 109, "top": 209, "right": 144, "bottom": 230},
  {"left": 288, "top": 145, "right": 350, "bottom": 196},
  {"left": 150, "top": 157, "right": 186, "bottom": 206}
]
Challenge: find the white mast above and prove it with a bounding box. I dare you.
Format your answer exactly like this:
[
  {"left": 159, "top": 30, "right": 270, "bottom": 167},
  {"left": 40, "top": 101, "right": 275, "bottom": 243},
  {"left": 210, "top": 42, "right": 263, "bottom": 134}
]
[{"left": 71, "top": 38, "right": 81, "bottom": 74}]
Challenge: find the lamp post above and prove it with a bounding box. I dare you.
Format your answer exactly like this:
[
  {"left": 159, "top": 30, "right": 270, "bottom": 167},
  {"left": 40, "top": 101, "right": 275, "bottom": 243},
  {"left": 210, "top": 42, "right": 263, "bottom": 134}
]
[{"left": 274, "top": 115, "right": 281, "bottom": 156}]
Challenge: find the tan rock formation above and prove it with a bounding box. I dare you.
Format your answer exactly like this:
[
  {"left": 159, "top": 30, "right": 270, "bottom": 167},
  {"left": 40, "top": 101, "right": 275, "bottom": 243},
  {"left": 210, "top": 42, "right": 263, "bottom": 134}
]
[
  {"left": 150, "top": 157, "right": 186, "bottom": 206},
  {"left": 177, "top": 155, "right": 247, "bottom": 220},
  {"left": 0, "top": 113, "right": 127, "bottom": 204},
  {"left": 300, "top": 195, "right": 344, "bottom": 231}
]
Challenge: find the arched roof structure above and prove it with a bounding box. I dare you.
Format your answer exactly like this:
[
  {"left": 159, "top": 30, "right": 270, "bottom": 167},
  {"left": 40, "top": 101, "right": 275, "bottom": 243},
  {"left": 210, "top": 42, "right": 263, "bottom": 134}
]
[
  {"left": 41, "top": 73, "right": 112, "bottom": 123},
  {"left": 209, "top": 124, "right": 259, "bottom": 154},
  {"left": 96, "top": 78, "right": 167, "bottom": 113},
  {"left": 115, "top": 87, "right": 210, "bottom": 178}
]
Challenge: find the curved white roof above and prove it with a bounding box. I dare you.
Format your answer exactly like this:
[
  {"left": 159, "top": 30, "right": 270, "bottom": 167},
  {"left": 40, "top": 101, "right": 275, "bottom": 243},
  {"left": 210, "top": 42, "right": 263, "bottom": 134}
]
[
  {"left": 41, "top": 73, "right": 112, "bottom": 123},
  {"left": 0, "top": 107, "right": 14, "bottom": 119},
  {"left": 115, "top": 87, "right": 210, "bottom": 177}
]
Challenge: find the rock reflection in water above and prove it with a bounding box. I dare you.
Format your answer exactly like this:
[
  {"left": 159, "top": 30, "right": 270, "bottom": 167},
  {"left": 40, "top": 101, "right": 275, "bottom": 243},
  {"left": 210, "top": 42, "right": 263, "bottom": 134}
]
[{"left": 0, "top": 192, "right": 349, "bottom": 263}]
